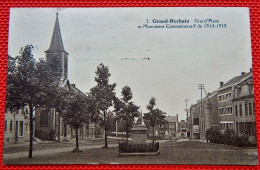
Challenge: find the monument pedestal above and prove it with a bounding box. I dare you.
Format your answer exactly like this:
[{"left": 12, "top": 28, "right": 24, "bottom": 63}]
[{"left": 131, "top": 125, "right": 147, "bottom": 144}]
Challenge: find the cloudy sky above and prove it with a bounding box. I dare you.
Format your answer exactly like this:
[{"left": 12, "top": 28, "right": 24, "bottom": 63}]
[{"left": 8, "top": 8, "right": 252, "bottom": 121}]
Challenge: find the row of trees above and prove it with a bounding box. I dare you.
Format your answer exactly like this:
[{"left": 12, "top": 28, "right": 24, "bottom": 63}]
[{"left": 6, "top": 45, "right": 167, "bottom": 158}]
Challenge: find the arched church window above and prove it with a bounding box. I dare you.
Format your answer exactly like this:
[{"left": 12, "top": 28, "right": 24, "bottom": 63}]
[{"left": 40, "top": 110, "right": 49, "bottom": 127}]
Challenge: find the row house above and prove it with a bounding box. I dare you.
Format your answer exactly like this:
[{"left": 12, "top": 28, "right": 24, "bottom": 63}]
[
  {"left": 4, "top": 56, "right": 31, "bottom": 144},
  {"left": 4, "top": 108, "right": 31, "bottom": 144},
  {"left": 188, "top": 69, "right": 255, "bottom": 141},
  {"left": 217, "top": 71, "right": 252, "bottom": 133},
  {"left": 232, "top": 72, "right": 255, "bottom": 141}
]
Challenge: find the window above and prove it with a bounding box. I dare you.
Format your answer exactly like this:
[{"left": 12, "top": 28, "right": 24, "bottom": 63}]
[
  {"left": 245, "top": 104, "right": 248, "bottom": 116},
  {"left": 249, "top": 103, "right": 252, "bottom": 115},
  {"left": 4, "top": 120, "right": 7, "bottom": 132},
  {"left": 229, "top": 93, "right": 232, "bottom": 99},
  {"left": 239, "top": 105, "right": 242, "bottom": 116},
  {"left": 19, "top": 121, "right": 23, "bottom": 136},
  {"left": 40, "top": 110, "right": 49, "bottom": 127},
  {"left": 226, "top": 94, "right": 228, "bottom": 100},
  {"left": 219, "top": 96, "right": 221, "bottom": 101},
  {"left": 10, "top": 121, "right": 13, "bottom": 132},
  {"left": 235, "top": 105, "right": 238, "bottom": 117}
]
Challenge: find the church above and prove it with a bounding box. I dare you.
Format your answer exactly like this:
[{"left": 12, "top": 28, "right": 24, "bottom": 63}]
[{"left": 34, "top": 13, "right": 99, "bottom": 142}]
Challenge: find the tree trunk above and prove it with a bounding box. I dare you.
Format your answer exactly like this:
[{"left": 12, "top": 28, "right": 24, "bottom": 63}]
[
  {"left": 14, "top": 112, "right": 18, "bottom": 143},
  {"left": 126, "top": 123, "right": 128, "bottom": 144},
  {"left": 75, "top": 128, "right": 79, "bottom": 150},
  {"left": 152, "top": 126, "right": 155, "bottom": 143},
  {"left": 28, "top": 104, "right": 33, "bottom": 158},
  {"left": 104, "top": 128, "right": 108, "bottom": 148},
  {"left": 104, "top": 111, "right": 108, "bottom": 148}
]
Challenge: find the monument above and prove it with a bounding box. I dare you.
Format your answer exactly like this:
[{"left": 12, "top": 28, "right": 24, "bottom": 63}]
[
  {"left": 131, "top": 112, "right": 147, "bottom": 144},
  {"left": 118, "top": 111, "right": 160, "bottom": 156}
]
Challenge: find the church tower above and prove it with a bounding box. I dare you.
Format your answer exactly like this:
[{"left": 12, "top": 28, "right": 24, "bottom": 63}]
[{"left": 45, "top": 13, "right": 69, "bottom": 82}]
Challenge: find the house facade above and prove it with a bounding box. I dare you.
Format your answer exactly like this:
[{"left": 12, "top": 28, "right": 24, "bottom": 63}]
[
  {"left": 4, "top": 56, "right": 32, "bottom": 144},
  {"left": 188, "top": 69, "right": 255, "bottom": 141},
  {"left": 147, "top": 115, "right": 178, "bottom": 139},
  {"left": 232, "top": 72, "right": 256, "bottom": 143},
  {"left": 189, "top": 91, "right": 219, "bottom": 140},
  {"left": 4, "top": 108, "right": 31, "bottom": 144},
  {"left": 177, "top": 120, "right": 188, "bottom": 139},
  {"left": 217, "top": 71, "right": 252, "bottom": 133}
]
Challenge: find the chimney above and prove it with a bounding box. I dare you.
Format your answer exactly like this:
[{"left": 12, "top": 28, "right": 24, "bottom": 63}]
[
  {"left": 241, "top": 72, "right": 245, "bottom": 76},
  {"left": 220, "top": 82, "right": 224, "bottom": 87},
  {"left": 71, "top": 84, "right": 76, "bottom": 88},
  {"left": 250, "top": 68, "right": 252, "bottom": 72}
]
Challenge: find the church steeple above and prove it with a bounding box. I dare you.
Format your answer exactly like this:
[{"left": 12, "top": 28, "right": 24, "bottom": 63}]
[
  {"left": 45, "top": 13, "right": 69, "bottom": 81},
  {"left": 46, "top": 13, "right": 68, "bottom": 54}
]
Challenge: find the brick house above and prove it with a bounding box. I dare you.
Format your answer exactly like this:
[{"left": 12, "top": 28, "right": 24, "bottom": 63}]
[
  {"left": 147, "top": 115, "right": 178, "bottom": 139},
  {"left": 232, "top": 72, "right": 256, "bottom": 142},
  {"left": 217, "top": 71, "right": 252, "bottom": 133}
]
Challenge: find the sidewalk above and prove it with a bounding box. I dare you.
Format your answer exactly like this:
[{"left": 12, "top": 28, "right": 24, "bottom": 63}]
[
  {"left": 3, "top": 143, "right": 118, "bottom": 160},
  {"left": 3, "top": 140, "right": 56, "bottom": 149}
]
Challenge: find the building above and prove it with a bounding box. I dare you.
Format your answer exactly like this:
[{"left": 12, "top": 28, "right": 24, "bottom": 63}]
[
  {"left": 34, "top": 13, "right": 90, "bottom": 142},
  {"left": 4, "top": 56, "right": 31, "bottom": 144},
  {"left": 146, "top": 115, "right": 178, "bottom": 140},
  {"left": 4, "top": 108, "right": 30, "bottom": 143},
  {"left": 232, "top": 71, "right": 256, "bottom": 142},
  {"left": 189, "top": 104, "right": 200, "bottom": 139},
  {"left": 189, "top": 91, "right": 219, "bottom": 140},
  {"left": 177, "top": 120, "right": 188, "bottom": 139},
  {"left": 217, "top": 71, "right": 252, "bottom": 133}
]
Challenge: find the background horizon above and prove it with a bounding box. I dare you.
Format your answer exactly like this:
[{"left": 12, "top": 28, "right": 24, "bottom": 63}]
[{"left": 8, "top": 8, "right": 252, "bottom": 121}]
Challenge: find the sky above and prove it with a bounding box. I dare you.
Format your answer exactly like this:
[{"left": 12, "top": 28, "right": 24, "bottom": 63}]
[{"left": 8, "top": 7, "right": 252, "bottom": 121}]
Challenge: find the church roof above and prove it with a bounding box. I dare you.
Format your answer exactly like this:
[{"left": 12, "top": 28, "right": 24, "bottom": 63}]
[{"left": 45, "top": 13, "right": 68, "bottom": 54}]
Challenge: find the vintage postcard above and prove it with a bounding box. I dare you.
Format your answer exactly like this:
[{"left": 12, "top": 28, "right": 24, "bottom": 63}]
[{"left": 3, "top": 7, "right": 258, "bottom": 165}]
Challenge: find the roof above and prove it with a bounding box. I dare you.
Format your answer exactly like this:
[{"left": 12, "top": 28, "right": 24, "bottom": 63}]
[
  {"left": 165, "top": 115, "right": 178, "bottom": 123},
  {"left": 219, "top": 71, "right": 252, "bottom": 90},
  {"left": 45, "top": 14, "right": 68, "bottom": 54}
]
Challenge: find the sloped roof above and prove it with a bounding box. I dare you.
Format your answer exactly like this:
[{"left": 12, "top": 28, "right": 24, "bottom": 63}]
[
  {"left": 165, "top": 115, "right": 178, "bottom": 123},
  {"left": 45, "top": 14, "right": 68, "bottom": 54},
  {"left": 220, "top": 71, "right": 252, "bottom": 89}
]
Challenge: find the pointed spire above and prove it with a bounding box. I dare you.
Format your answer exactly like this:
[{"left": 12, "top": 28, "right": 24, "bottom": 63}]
[{"left": 46, "top": 13, "right": 68, "bottom": 54}]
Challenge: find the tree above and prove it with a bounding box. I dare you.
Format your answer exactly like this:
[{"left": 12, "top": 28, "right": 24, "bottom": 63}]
[
  {"left": 143, "top": 97, "right": 166, "bottom": 143},
  {"left": 58, "top": 91, "right": 91, "bottom": 152},
  {"left": 6, "top": 45, "right": 56, "bottom": 158},
  {"left": 114, "top": 86, "right": 139, "bottom": 143},
  {"left": 90, "top": 63, "right": 116, "bottom": 148}
]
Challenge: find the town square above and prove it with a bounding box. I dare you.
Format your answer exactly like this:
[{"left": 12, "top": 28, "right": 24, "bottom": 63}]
[{"left": 3, "top": 8, "right": 258, "bottom": 165}]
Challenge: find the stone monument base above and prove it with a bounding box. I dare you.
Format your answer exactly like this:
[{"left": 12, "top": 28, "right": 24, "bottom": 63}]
[{"left": 131, "top": 124, "right": 147, "bottom": 144}]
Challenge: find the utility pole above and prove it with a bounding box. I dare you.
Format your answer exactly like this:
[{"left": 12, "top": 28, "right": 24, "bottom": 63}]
[
  {"left": 185, "top": 99, "right": 189, "bottom": 119},
  {"left": 185, "top": 99, "right": 189, "bottom": 139},
  {"left": 198, "top": 84, "right": 205, "bottom": 134}
]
